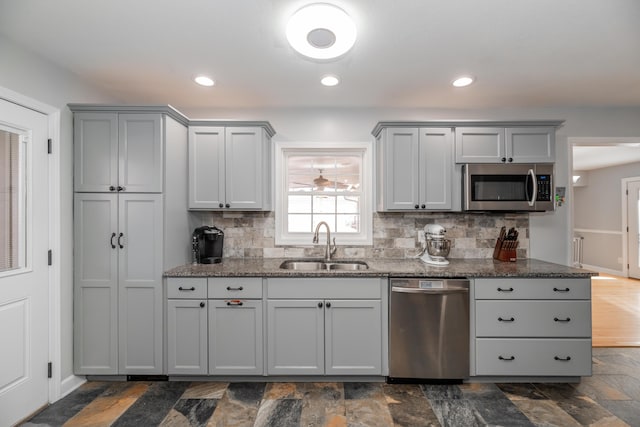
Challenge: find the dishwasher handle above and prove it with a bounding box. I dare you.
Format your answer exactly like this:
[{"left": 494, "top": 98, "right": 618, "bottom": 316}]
[{"left": 391, "top": 286, "right": 469, "bottom": 294}]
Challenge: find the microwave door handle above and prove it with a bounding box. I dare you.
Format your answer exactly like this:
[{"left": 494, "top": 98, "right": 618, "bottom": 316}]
[{"left": 527, "top": 168, "right": 537, "bottom": 207}]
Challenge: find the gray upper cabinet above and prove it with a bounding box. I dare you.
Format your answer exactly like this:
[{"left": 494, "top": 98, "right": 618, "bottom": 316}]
[
  {"left": 455, "top": 126, "right": 555, "bottom": 163},
  {"left": 376, "top": 127, "right": 458, "bottom": 211},
  {"left": 74, "top": 193, "right": 164, "bottom": 375},
  {"left": 188, "top": 125, "right": 272, "bottom": 210},
  {"left": 74, "top": 112, "right": 163, "bottom": 193}
]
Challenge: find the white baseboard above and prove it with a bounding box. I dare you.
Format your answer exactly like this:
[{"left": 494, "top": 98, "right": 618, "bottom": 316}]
[
  {"left": 581, "top": 263, "right": 624, "bottom": 277},
  {"left": 59, "top": 375, "right": 86, "bottom": 401}
]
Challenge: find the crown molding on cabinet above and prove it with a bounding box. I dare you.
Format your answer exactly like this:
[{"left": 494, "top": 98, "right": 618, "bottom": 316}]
[
  {"left": 68, "top": 104, "right": 276, "bottom": 137},
  {"left": 371, "top": 120, "right": 565, "bottom": 137}
]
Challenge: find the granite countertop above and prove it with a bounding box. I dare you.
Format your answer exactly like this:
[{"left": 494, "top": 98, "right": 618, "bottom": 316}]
[{"left": 164, "top": 258, "right": 596, "bottom": 278}]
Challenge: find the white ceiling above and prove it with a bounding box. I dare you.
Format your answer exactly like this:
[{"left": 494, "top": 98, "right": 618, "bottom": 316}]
[{"left": 1, "top": 0, "right": 640, "bottom": 110}]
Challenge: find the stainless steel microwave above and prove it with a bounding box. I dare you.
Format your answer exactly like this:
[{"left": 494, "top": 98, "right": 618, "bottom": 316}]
[{"left": 463, "top": 163, "right": 554, "bottom": 211}]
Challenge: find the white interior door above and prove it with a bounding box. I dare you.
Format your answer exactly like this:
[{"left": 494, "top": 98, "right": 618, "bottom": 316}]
[
  {"left": 628, "top": 180, "right": 640, "bottom": 279},
  {"left": 0, "top": 99, "right": 49, "bottom": 426}
]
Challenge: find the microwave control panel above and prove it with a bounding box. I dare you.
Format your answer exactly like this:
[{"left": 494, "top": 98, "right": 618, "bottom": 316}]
[{"left": 536, "top": 175, "right": 552, "bottom": 201}]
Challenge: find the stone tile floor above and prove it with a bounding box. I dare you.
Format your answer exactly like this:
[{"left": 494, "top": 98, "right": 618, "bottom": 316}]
[{"left": 22, "top": 348, "right": 640, "bottom": 427}]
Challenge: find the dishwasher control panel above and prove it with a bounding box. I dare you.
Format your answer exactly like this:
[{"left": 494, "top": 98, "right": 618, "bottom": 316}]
[{"left": 419, "top": 280, "right": 444, "bottom": 289}]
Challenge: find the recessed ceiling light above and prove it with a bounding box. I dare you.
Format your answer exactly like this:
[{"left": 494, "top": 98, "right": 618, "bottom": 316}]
[
  {"left": 194, "top": 75, "right": 215, "bottom": 87},
  {"left": 452, "top": 76, "right": 475, "bottom": 87},
  {"left": 286, "top": 3, "right": 357, "bottom": 60},
  {"left": 321, "top": 75, "right": 340, "bottom": 86}
]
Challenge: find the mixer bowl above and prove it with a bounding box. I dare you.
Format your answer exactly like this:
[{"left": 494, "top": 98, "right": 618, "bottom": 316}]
[{"left": 426, "top": 239, "right": 451, "bottom": 258}]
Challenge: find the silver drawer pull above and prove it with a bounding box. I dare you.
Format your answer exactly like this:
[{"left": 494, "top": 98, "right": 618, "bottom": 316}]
[
  {"left": 226, "top": 286, "right": 244, "bottom": 291},
  {"left": 497, "top": 287, "right": 514, "bottom": 292},
  {"left": 553, "top": 287, "right": 570, "bottom": 293},
  {"left": 226, "top": 300, "right": 244, "bottom": 306},
  {"left": 498, "top": 317, "right": 515, "bottom": 322},
  {"left": 499, "top": 355, "right": 515, "bottom": 361},
  {"left": 178, "top": 286, "right": 196, "bottom": 291},
  {"left": 554, "top": 356, "right": 572, "bottom": 361},
  {"left": 554, "top": 317, "right": 571, "bottom": 322}
]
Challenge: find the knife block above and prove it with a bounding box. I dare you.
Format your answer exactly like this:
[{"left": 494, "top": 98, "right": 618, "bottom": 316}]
[{"left": 493, "top": 236, "right": 518, "bottom": 262}]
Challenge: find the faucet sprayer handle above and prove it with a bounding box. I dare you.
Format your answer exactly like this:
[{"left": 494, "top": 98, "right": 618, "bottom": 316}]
[{"left": 331, "top": 237, "right": 337, "bottom": 255}]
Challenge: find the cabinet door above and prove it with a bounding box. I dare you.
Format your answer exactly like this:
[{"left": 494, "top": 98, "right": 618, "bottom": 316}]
[
  {"left": 118, "top": 114, "right": 163, "bottom": 193},
  {"left": 325, "top": 300, "right": 382, "bottom": 375},
  {"left": 74, "top": 113, "right": 118, "bottom": 192},
  {"left": 209, "top": 300, "right": 263, "bottom": 375},
  {"left": 380, "top": 128, "right": 420, "bottom": 210},
  {"left": 505, "top": 127, "right": 555, "bottom": 163},
  {"left": 167, "top": 299, "right": 208, "bottom": 375},
  {"left": 267, "top": 300, "right": 324, "bottom": 375},
  {"left": 118, "top": 194, "right": 163, "bottom": 374},
  {"left": 225, "top": 127, "right": 266, "bottom": 209},
  {"left": 188, "top": 126, "right": 226, "bottom": 209},
  {"left": 73, "top": 194, "right": 118, "bottom": 374},
  {"left": 455, "top": 127, "right": 505, "bottom": 163},
  {"left": 419, "top": 127, "right": 453, "bottom": 210}
]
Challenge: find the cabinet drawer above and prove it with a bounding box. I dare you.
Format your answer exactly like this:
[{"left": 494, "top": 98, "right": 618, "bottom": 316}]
[
  {"left": 266, "top": 278, "right": 382, "bottom": 299},
  {"left": 167, "top": 278, "right": 207, "bottom": 299},
  {"left": 208, "top": 277, "right": 262, "bottom": 299},
  {"left": 476, "top": 300, "right": 591, "bottom": 337},
  {"left": 476, "top": 338, "right": 592, "bottom": 376},
  {"left": 474, "top": 278, "right": 591, "bottom": 300}
]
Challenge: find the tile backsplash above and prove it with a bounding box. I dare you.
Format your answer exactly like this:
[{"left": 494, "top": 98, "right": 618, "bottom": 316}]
[{"left": 191, "top": 211, "right": 529, "bottom": 260}]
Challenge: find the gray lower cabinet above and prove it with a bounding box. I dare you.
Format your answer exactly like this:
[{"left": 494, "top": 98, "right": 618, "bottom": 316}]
[
  {"left": 74, "top": 193, "right": 163, "bottom": 375},
  {"left": 472, "top": 277, "right": 592, "bottom": 377},
  {"left": 166, "top": 277, "right": 208, "bottom": 375},
  {"left": 208, "top": 277, "right": 263, "bottom": 375},
  {"left": 266, "top": 278, "right": 384, "bottom": 376}
]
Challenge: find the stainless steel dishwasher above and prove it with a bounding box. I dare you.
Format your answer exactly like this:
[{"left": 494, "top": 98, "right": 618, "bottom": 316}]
[{"left": 389, "top": 278, "right": 470, "bottom": 380}]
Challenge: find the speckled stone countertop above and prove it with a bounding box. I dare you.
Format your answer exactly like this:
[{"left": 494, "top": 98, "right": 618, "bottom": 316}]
[{"left": 164, "top": 258, "right": 596, "bottom": 278}]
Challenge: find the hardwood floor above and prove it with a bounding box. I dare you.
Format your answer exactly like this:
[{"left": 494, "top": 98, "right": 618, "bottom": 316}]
[{"left": 592, "top": 274, "right": 640, "bottom": 347}]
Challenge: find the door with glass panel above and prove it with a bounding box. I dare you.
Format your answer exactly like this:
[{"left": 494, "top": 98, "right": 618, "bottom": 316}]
[
  {"left": 628, "top": 179, "right": 640, "bottom": 279},
  {"left": 0, "top": 99, "right": 49, "bottom": 426}
]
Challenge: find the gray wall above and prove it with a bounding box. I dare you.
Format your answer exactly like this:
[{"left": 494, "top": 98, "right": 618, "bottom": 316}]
[
  {"left": 574, "top": 161, "right": 640, "bottom": 271},
  {"left": 0, "top": 35, "right": 118, "bottom": 382}
]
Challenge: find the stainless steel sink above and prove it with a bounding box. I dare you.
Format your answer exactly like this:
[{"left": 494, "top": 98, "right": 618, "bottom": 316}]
[
  {"left": 279, "top": 261, "right": 326, "bottom": 271},
  {"left": 279, "top": 260, "right": 369, "bottom": 271}
]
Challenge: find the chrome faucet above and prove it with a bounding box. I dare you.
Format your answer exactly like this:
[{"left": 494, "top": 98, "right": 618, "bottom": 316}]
[{"left": 313, "top": 221, "right": 337, "bottom": 261}]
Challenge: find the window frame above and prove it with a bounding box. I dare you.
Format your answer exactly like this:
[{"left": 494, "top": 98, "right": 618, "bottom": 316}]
[{"left": 274, "top": 141, "right": 373, "bottom": 246}]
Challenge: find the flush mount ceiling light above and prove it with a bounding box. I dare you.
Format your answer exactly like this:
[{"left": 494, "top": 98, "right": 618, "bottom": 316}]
[
  {"left": 194, "top": 75, "right": 215, "bottom": 87},
  {"left": 320, "top": 75, "right": 340, "bottom": 86},
  {"left": 452, "top": 76, "right": 475, "bottom": 87},
  {"left": 286, "top": 3, "right": 357, "bottom": 60}
]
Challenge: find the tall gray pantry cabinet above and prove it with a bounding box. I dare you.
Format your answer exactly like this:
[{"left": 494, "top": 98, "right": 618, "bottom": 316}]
[{"left": 72, "top": 109, "right": 169, "bottom": 375}]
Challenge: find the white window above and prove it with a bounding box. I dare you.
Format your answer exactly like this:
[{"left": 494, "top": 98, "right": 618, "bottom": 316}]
[
  {"left": 275, "top": 141, "right": 372, "bottom": 245},
  {"left": 0, "top": 126, "right": 26, "bottom": 272}
]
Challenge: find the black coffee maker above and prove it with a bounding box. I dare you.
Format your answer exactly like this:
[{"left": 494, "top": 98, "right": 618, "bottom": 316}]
[{"left": 192, "top": 226, "right": 224, "bottom": 264}]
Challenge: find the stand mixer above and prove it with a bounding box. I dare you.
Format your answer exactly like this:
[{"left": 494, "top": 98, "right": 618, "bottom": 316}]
[{"left": 419, "top": 224, "right": 451, "bottom": 266}]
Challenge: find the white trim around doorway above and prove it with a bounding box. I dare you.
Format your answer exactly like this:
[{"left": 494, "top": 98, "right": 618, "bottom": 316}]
[
  {"left": 622, "top": 176, "right": 640, "bottom": 278},
  {"left": 0, "top": 86, "right": 66, "bottom": 403}
]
